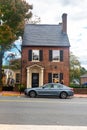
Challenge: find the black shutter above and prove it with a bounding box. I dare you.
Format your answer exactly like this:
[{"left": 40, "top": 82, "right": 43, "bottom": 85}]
[
  {"left": 28, "top": 50, "right": 32, "bottom": 61},
  {"left": 49, "top": 50, "right": 52, "bottom": 61},
  {"left": 60, "top": 50, "right": 63, "bottom": 61},
  {"left": 40, "top": 50, "right": 43, "bottom": 61},
  {"left": 48, "top": 73, "right": 52, "bottom": 83},
  {"left": 60, "top": 73, "right": 63, "bottom": 82}
]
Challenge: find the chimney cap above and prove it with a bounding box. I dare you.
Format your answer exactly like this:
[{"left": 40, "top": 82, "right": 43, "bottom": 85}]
[{"left": 62, "top": 13, "right": 67, "bottom": 17}]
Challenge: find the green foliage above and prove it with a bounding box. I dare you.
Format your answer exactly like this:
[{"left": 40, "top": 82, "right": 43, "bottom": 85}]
[
  {"left": 18, "top": 84, "right": 25, "bottom": 92},
  {"left": 9, "top": 58, "right": 21, "bottom": 70},
  {"left": 0, "top": 0, "right": 33, "bottom": 81},
  {"left": 0, "top": 0, "right": 33, "bottom": 40},
  {"left": 69, "top": 83, "right": 80, "bottom": 88},
  {"left": 70, "top": 52, "right": 87, "bottom": 82},
  {"left": 70, "top": 83, "right": 87, "bottom": 88},
  {"left": 80, "top": 67, "right": 87, "bottom": 75},
  {"left": 0, "top": 24, "right": 16, "bottom": 48},
  {"left": 0, "top": 0, "right": 33, "bottom": 57},
  {"left": 70, "top": 52, "right": 81, "bottom": 81}
]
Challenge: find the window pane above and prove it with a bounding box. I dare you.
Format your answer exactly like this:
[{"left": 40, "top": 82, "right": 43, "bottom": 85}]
[
  {"left": 52, "top": 50, "right": 60, "bottom": 61},
  {"left": 53, "top": 84, "right": 59, "bottom": 88},
  {"left": 53, "top": 74, "right": 59, "bottom": 78},
  {"left": 32, "top": 50, "right": 39, "bottom": 60}
]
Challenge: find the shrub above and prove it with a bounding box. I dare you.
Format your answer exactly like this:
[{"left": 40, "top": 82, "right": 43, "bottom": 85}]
[
  {"left": 69, "top": 83, "right": 80, "bottom": 88},
  {"left": 18, "top": 84, "right": 25, "bottom": 92},
  {"left": 70, "top": 83, "right": 87, "bottom": 88}
]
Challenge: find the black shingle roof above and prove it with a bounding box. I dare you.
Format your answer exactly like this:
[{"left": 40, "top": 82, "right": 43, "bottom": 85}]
[{"left": 22, "top": 24, "right": 70, "bottom": 47}]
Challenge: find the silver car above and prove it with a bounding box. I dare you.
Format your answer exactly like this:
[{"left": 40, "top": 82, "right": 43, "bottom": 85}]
[{"left": 24, "top": 83, "right": 74, "bottom": 99}]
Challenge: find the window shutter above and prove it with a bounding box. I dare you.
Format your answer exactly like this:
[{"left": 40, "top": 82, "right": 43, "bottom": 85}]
[
  {"left": 60, "top": 73, "right": 63, "bottom": 82},
  {"left": 40, "top": 50, "right": 43, "bottom": 61},
  {"left": 60, "top": 50, "right": 63, "bottom": 61},
  {"left": 49, "top": 50, "right": 52, "bottom": 61},
  {"left": 28, "top": 50, "right": 32, "bottom": 61},
  {"left": 48, "top": 73, "right": 52, "bottom": 83}
]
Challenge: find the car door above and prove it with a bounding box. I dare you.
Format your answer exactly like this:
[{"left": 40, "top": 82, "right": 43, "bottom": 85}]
[
  {"left": 53, "top": 83, "right": 63, "bottom": 96},
  {"left": 49, "top": 83, "right": 59, "bottom": 96},
  {"left": 37, "top": 84, "right": 53, "bottom": 96}
]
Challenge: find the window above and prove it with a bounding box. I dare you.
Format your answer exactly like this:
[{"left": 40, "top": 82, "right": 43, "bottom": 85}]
[
  {"left": 32, "top": 50, "right": 39, "bottom": 61},
  {"left": 48, "top": 73, "right": 63, "bottom": 83},
  {"left": 49, "top": 50, "right": 63, "bottom": 62},
  {"left": 16, "top": 73, "right": 20, "bottom": 83},
  {"left": 28, "top": 50, "right": 43, "bottom": 61},
  {"left": 53, "top": 73, "right": 60, "bottom": 83},
  {"left": 52, "top": 50, "right": 60, "bottom": 61}
]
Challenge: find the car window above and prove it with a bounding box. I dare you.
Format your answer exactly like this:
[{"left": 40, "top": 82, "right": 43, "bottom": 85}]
[
  {"left": 53, "top": 83, "right": 62, "bottom": 88},
  {"left": 44, "top": 84, "right": 52, "bottom": 89},
  {"left": 53, "top": 84, "right": 58, "bottom": 88}
]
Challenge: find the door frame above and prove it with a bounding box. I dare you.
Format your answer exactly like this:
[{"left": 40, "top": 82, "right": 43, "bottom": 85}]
[{"left": 26, "top": 64, "right": 44, "bottom": 88}]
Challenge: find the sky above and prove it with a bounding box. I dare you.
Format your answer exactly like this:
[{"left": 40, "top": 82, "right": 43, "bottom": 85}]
[
  {"left": 3, "top": 39, "right": 22, "bottom": 65},
  {"left": 4, "top": 0, "right": 87, "bottom": 69},
  {"left": 26, "top": 0, "right": 87, "bottom": 69}
]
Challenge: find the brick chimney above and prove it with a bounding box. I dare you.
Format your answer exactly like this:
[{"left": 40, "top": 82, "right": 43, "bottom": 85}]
[{"left": 62, "top": 13, "right": 67, "bottom": 34}]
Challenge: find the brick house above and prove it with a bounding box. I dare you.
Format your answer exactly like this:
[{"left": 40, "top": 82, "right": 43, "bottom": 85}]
[
  {"left": 21, "top": 13, "right": 70, "bottom": 88},
  {"left": 80, "top": 74, "right": 87, "bottom": 84}
]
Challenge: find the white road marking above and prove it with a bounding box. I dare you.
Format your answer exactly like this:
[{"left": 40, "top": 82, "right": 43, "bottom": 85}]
[{"left": 0, "top": 99, "right": 87, "bottom": 105}]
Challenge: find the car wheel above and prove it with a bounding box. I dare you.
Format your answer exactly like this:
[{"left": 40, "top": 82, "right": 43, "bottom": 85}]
[
  {"left": 29, "top": 91, "right": 36, "bottom": 98},
  {"left": 60, "top": 92, "right": 67, "bottom": 99}
]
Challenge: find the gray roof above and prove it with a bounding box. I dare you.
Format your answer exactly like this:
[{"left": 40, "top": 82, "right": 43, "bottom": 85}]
[
  {"left": 80, "top": 74, "right": 87, "bottom": 78},
  {"left": 22, "top": 24, "right": 70, "bottom": 47}
]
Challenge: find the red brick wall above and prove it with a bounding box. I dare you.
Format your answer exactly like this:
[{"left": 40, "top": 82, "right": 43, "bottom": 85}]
[{"left": 21, "top": 46, "right": 70, "bottom": 86}]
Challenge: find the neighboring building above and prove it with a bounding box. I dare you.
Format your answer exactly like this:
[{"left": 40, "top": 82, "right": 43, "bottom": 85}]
[
  {"left": 21, "top": 13, "right": 70, "bottom": 88},
  {"left": 80, "top": 74, "right": 87, "bottom": 84},
  {"left": 3, "top": 69, "right": 20, "bottom": 87}
]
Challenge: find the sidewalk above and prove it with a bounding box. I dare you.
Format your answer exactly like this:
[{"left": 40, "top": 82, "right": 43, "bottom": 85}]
[
  {"left": 0, "top": 91, "right": 24, "bottom": 96},
  {"left": 0, "top": 125, "right": 87, "bottom": 130},
  {"left": 0, "top": 91, "right": 87, "bottom": 98},
  {"left": 74, "top": 94, "right": 87, "bottom": 98}
]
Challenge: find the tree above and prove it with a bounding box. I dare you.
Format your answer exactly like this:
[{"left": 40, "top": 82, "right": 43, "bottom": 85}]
[
  {"left": 27, "top": 15, "right": 41, "bottom": 24},
  {"left": 9, "top": 58, "right": 21, "bottom": 70},
  {"left": 80, "top": 67, "right": 87, "bottom": 75},
  {"left": 0, "top": 0, "right": 32, "bottom": 37},
  {"left": 0, "top": 0, "right": 33, "bottom": 85},
  {"left": 70, "top": 52, "right": 81, "bottom": 82},
  {"left": 70, "top": 52, "right": 87, "bottom": 83}
]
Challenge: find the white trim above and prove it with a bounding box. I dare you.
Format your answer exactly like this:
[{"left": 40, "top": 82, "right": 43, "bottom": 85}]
[{"left": 26, "top": 64, "right": 44, "bottom": 88}]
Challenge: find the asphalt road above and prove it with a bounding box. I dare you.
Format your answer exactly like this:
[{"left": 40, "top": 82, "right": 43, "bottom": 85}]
[{"left": 0, "top": 96, "right": 87, "bottom": 126}]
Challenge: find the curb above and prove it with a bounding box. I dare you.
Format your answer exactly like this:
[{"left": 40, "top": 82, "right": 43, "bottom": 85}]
[
  {"left": 0, "top": 92, "right": 87, "bottom": 98},
  {"left": 2, "top": 93, "right": 22, "bottom": 96}
]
